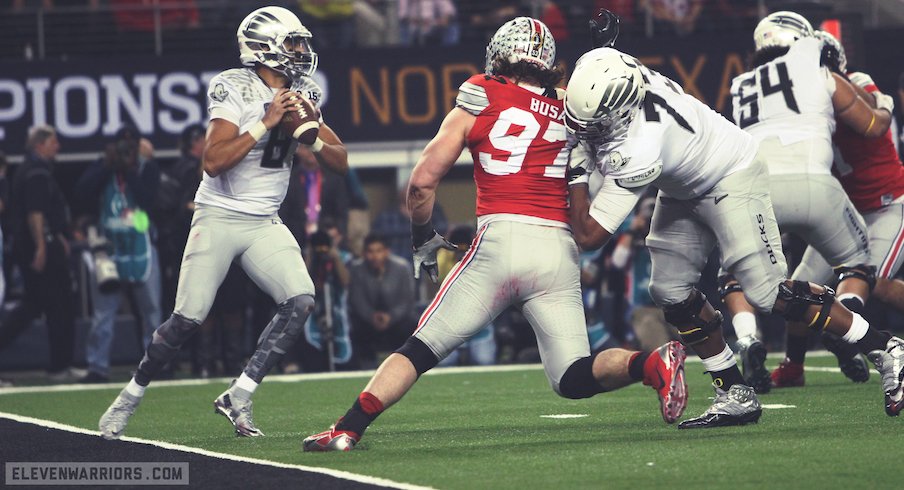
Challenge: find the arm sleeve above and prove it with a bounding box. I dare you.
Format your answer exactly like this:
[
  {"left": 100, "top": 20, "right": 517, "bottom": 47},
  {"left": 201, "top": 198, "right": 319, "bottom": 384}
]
[{"left": 588, "top": 178, "right": 647, "bottom": 234}]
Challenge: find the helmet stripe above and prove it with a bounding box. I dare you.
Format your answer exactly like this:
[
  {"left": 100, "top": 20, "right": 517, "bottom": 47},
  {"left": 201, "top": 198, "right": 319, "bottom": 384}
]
[{"left": 257, "top": 11, "right": 279, "bottom": 23}]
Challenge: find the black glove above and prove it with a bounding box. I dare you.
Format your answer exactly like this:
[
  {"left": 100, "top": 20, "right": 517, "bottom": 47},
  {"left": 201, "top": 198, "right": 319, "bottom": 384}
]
[{"left": 590, "top": 8, "right": 620, "bottom": 49}]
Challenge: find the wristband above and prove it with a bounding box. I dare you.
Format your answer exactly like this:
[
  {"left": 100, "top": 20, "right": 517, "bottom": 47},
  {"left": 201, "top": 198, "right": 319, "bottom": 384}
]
[
  {"left": 309, "top": 137, "right": 325, "bottom": 153},
  {"left": 248, "top": 121, "right": 267, "bottom": 142},
  {"left": 411, "top": 220, "right": 434, "bottom": 247}
]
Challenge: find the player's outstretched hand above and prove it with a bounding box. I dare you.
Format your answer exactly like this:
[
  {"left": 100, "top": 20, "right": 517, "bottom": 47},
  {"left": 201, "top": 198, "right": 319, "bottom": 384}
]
[
  {"left": 413, "top": 232, "right": 457, "bottom": 283},
  {"left": 261, "top": 88, "right": 300, "bottom": 129}
]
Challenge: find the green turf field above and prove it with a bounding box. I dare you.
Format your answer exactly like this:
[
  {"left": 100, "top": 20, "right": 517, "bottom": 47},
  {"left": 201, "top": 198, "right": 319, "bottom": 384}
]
[{"left": 0, "top": 356, "right": 899, "bottom": 489}]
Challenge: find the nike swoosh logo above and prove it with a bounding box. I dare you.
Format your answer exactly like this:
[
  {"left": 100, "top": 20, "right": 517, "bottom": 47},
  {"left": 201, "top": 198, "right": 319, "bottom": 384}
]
[{"left": 714, "top": 194, "right": 728, "bottom": 204}]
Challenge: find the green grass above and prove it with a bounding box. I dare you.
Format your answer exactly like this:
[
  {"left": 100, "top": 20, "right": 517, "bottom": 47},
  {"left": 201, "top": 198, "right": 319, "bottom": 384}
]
[{"left": 1, "top": 357, "right": 900, "bottom": 489}]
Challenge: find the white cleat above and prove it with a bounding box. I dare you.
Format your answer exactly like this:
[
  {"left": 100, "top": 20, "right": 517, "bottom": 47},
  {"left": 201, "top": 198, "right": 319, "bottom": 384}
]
[{"left": 98, "top": 388, "right": 142, "bottom": 440}]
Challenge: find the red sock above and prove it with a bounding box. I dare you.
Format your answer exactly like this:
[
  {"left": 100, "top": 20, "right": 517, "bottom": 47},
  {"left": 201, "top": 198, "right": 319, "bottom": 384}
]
[{"left": 358, "top": 391, "right": 385, "bottom": 416}]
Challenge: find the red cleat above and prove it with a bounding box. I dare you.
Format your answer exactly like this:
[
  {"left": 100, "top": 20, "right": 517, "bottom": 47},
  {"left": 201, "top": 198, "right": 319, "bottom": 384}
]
[
  {"left": 770, "top": 358, "right": 805, "bottom": 388},
  {"left": 302, "top": 422, "right": 359, "bottom": 452},
  {"left": 643, "top": 341, "right": 688, "bottom": 424}
]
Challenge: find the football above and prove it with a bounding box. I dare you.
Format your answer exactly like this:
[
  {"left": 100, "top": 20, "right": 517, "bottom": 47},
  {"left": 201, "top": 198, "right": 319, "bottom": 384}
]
[{"left": 280, "top": 95, "right": 320, "bottom": 145}]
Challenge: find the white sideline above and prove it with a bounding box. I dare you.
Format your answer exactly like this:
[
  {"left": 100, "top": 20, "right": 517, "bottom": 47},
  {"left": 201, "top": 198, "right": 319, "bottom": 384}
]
[
  {"left": 0, "top": 411, "right": 435, "bottom": 490},
  {"left": 0, "top": 351, "right": 839, "bottom": 396}
]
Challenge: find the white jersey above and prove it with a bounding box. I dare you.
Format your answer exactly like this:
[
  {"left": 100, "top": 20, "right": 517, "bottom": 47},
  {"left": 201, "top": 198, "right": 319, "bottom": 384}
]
[
  {"left": 195, "top": 68, "right": 324, "bottom": 216},
  {"left": 582, "top": 67, "right": 757, "bottom": 199},
  {"left": 730, "top": 37, "right": 836, "bottom": 174}
]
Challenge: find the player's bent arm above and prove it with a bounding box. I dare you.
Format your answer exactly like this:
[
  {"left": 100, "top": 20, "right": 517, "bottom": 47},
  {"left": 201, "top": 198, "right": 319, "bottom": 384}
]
[
  {"left": 202, "top": 118, "right": 260, "bottom": 177},
  {"left": 408, "top": 107, "right": 474, "bottom": 226},
  {"left": 832, "top": 73, "right": 891, "bottom": 138},
  {"left": 569, "top": 178, "right": 644, "bottom": 250},
  {"left": 311, "top": 123, "right": 349, "bottom": 175}
]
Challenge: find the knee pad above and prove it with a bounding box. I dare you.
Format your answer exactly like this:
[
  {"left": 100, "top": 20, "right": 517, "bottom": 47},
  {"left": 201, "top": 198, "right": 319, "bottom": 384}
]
[
  {"left": 718, "top": 274, "right": 744, "bottom": 300},
  {"left": 395, "top": 336, "right": 439, "bottom": 377},
  {"left": 834, "top": 264, "right": 877, "bottom": 292},
  {"left": 776, "top": 280, "right": 835, "bottom": 332},
  {"left": 157, "top": 313, "right": 200, "bottom": 348},
  {"left": 558, "top": 356, "right": 604, "bottom": 400},
  {"left": 662, "top": 290, "right": 723, "bottom": 346}
]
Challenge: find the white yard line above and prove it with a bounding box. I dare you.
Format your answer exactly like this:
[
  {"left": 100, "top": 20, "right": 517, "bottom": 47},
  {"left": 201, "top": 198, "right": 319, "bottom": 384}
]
[
  {"left": 0, "top": 411, "right": 435, "bottom": 490},
  {"left": 0, "top": 350, "right": 841, "bottom": 396}
]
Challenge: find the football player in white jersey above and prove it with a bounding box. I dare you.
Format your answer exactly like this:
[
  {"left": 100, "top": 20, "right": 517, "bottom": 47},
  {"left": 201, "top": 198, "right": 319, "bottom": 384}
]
[
  {"left": 720, "top": 12, "right": 893, "bottom": 394},
  {"left": 99, "top": 6, "right": 349, "bottom": 440},
  {"left": 565, "top": 48, "right": 904, "bottom": 427}
]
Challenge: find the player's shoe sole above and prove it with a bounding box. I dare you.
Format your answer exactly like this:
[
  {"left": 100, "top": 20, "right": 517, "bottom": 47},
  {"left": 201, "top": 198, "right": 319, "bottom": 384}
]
[{"left": 653, "top": 341, "right": 688, "bottom": 424}]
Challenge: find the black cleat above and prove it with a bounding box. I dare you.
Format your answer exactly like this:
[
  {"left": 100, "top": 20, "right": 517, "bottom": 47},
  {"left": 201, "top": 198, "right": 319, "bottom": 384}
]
[
  {"left": 736, "top": 335, "right": 772, "bottom": 394},
  {"left": 821, "top": 332, "right": 869, "bottom": 383},
  {"left": 678, "top": 384, "right": 762, "bottom": 429}
]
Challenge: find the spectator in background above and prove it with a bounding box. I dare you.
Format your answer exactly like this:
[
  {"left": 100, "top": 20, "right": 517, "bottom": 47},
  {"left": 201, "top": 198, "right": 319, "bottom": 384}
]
[
  {"left": 539, "top": 1, "right": 569, "bottom": 42},
  {"left": 372, "top": 185, "right": 446, "bottom": 261},
  {"left": 156, "top": 124, "right": 204, "bottom": 321},
  {"left": 75, "top": 127, "right": 161, "bottom": 383},
  {"left": 344, "top": 166, "right": 370, "bottom": 257},
  {"left": 0, "top": 125, "right": 82, "bottom": 381},
  {"left": 435, "top": 225, "right": 496, "bottom": 367},
  {"left": 297, "top": 0, "right": 355, "bottom": 49},
  {"left": 296, "top": 226, "right": 353, "bottom": 372},
  {"left": 110, "top": 0, "right": 200, "bottom": 31},
  {"left": 354, "top": 0, "right": 390, "bottom": 47},
  {"left": 398, "top": 0, "right": 459, "bottom": 46},
  {"left": 639, "top": 0, "right": 703, "bottom": 37},
  {"left": 347, "top": 233, "right": 416, "bottom": 368}
]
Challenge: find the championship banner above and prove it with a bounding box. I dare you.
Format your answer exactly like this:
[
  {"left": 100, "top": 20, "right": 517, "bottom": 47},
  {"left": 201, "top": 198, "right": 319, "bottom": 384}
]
[{"left": 0, "top": 27, "right": 886, "bottom": 161}]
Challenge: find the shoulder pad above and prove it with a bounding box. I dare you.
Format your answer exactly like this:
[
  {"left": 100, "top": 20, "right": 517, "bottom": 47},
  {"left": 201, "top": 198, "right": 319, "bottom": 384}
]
[{"left": 615, "top": 163, "right": 662, "bottom": 189}]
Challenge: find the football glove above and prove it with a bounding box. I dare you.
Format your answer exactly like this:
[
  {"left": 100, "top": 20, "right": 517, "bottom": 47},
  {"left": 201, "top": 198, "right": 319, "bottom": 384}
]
[
  {"left": 412, "top": 231, "right": 457, "bottom": 283},
  {"left": 875, "top": 92, "right": 894, "bottom": 114},
  {"left": 590, "top": 8, "right": 620, "bottom": 49},
  {"left": 566, "top": 143, "right": 593, "bottom": 186}
]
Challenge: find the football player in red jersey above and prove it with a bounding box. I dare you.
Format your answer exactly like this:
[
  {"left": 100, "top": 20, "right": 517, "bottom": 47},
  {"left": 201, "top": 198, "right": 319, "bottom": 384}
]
[
  {"left": 772, "top": 32, "right": 904, "bottom": 396},
  {"left": 303, "top": 18, "right": 689, "bottom": 452}
]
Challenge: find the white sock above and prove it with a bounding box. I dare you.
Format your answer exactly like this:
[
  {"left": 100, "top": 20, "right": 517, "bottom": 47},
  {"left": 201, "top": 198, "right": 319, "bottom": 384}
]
[
  {"left": 732, "top": 312, "right": 758, "bottom": 339},
  {"left": 124, "top": 378, "right": 146, "bottom": 398},
  {"left": 701, "top": 344, "right": 737, "bottom": 373},
  {"left": 234, "top": 372, "right": 259, "bottom": 394},
  {"left": 841, "top": 313, "right": 869, "bottom": 344}
]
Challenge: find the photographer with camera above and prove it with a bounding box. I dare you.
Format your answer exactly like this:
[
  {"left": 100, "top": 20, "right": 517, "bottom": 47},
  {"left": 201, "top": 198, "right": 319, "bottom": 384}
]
[{"left": 75, "top": 126, "right": 162, "bottom": 383}]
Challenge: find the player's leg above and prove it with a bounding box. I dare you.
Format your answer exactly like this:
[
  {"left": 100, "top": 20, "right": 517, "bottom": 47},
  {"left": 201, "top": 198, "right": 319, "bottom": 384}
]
[
  {"left": 303, "top": 224, "right": 508, "bottom": 451},
  {"left": 99, "top": 206, "right": 238, "bottom": 439},
  {"left": 647, "top": 185, "right": 766, "bottom": 428},
  {"left": 214, "top": 217, "right": 315, "bottom": 436},
  {"left": 865, "top": 202, "right": 904, "bottom": 309}
]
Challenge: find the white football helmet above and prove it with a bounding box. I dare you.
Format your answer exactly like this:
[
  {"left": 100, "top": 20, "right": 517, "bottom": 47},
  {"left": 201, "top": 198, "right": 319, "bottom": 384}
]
[
  {"left": 485, "top": 17, "right": 556, "bottom": 75},
  {"left": 564, "top": 48, "right": 646, "bottom": 144},
  {"left": 815, "top": 30, "right": 847, "bottom": 73},
  {"left": 753, "top": 11, "right": 813, "bottom": 51},
  {"left": 237, "top": 6, "right": 318, "bottom": 79}
]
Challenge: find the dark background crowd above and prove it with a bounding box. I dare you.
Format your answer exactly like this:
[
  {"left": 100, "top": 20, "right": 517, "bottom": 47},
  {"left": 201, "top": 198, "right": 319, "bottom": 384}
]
[{"left": 1, "top": 0, "right": 904, "bottom": 386}]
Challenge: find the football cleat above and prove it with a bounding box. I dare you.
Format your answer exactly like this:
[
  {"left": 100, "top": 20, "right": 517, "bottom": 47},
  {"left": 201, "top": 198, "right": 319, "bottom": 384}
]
[
  {"left": 214, "top": 384, "right": 263, "bottom": 437},
  {"left": 677, "top": 384, "right": 762, "bottom": 429},
  {"left": 642, "top": 341, "right": 688, "bottom": 424},
  {"left": 736, "top": 335, "right": 772, "bottom": 394},
  {"left": 866, "top": 336, "right": 904, "bottom": 417},
  {"left": 98, "top": 388, "right": 142, "bottom": 440},
  {"left": 821, "top": 332, "right": 869, "bottom": 383},
  {"left": 770, "top": 358, "right": 805, "bottom": 388},
  {"left": 302, "top": 423, "right": 359, "bottom": 452}
]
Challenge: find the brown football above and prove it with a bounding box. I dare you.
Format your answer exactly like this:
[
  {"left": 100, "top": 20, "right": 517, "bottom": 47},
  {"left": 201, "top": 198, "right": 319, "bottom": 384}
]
[{"left": 280, "top": 95, "right": 320, "bottom": 145}]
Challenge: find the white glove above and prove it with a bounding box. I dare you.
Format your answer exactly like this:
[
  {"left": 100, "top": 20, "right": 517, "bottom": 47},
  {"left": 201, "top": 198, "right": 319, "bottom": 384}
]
[
  {"left": 413, "top": 232, "right": 457, "bottom": 283},
  {"left": 567, "top": 143, "right": 593, "bottom": 186},
  {"left": 875, "top": 92, "right": 894, "bottom": 114}
]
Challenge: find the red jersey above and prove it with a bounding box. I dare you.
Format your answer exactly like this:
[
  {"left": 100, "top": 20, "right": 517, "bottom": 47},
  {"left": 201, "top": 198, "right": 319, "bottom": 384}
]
[
  {"left": 457, "top": 74, "right": 569, "bottom": 223},
  {"left": 833, "top": 75, "right": 904, "bottom": 212}
]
